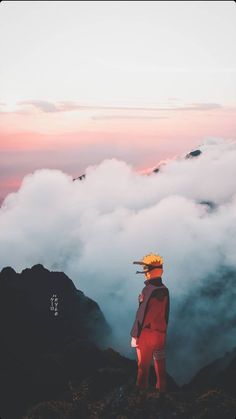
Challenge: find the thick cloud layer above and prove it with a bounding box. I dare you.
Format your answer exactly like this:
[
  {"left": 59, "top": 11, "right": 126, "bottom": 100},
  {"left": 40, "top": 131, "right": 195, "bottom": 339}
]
[{"left": 1, "top": 138, "right": 236, "bottom": 383}]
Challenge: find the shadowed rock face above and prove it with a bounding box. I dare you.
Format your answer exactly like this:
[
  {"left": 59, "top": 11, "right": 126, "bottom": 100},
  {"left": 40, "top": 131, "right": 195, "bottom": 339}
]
[
  {"left": 0, "top": 264, "right": 111, "bottom": 352},
  {"left": 184, "top": 346, "right": 236, "bottom": 397},
  {"left": 23, "top": 348, "right": 236, "bottom": 419},
  {"left": 23, "top": 381, "right": 236, "bottom": 419},
  {"left": 0, "top": 264, "right": 111, "bottom": 419}
]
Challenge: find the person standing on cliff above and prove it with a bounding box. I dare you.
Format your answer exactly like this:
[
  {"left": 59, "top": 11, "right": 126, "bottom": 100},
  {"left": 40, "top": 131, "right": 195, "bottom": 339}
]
[{"left": 130, "top": 253, "right": 170, "bottom": 393}]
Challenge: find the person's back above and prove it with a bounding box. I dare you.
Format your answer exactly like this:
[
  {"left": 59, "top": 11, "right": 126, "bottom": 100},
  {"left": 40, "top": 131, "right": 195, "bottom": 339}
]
[{"left": 143, "top": 284, "right": 169, "bottom": 332}]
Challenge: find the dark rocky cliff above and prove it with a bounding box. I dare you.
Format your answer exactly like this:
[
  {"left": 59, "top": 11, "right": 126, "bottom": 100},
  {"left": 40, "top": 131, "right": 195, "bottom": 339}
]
[{"left": 0, "top": 264, "right": 110, "bottom": 419}]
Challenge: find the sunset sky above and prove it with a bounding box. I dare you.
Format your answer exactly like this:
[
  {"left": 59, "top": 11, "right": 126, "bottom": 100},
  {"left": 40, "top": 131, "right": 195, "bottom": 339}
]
[{"left": 0, "top": 1, "right": 236, "bottom": 201}]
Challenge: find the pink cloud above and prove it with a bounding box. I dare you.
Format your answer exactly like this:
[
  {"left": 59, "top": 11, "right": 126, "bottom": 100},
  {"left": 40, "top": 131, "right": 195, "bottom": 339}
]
[{"left": 0, "top": 100, "right": 224, "bottom": 115}]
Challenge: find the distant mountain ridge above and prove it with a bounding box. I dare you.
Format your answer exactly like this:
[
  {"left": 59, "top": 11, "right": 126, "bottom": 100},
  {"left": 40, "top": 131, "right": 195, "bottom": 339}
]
[{"left": 73, "top": 148, "right": 203, "bottom": 180}]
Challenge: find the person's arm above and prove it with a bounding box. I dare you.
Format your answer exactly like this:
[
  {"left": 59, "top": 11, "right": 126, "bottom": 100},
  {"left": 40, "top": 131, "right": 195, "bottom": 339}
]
[
  {"left": 130, "top": 304, "right": 142, "bottom": 338},
  {"left": 130, "top": 288, "right": 145, "bottom": 341}
]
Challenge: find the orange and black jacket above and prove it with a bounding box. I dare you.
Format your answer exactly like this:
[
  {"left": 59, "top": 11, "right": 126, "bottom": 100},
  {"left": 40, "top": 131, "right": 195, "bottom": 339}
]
[{"left": 130, "top": 277, "right": 170, "bottom": 338}]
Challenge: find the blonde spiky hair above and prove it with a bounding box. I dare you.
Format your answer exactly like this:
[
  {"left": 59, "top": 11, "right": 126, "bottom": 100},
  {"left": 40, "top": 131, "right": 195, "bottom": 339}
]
[{"left": 142, "top": 253, "right": 163, "bottom": 266}]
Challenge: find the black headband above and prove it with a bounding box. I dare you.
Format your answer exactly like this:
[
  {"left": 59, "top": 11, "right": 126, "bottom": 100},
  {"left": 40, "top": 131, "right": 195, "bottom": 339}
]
[{"left": 134, "top": 262, "right": 163, "bottom": 274}]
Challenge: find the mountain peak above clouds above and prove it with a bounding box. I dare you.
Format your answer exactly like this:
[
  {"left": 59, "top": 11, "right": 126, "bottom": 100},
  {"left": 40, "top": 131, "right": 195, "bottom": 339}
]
[
  {"left": 152, "top": 148, "right": 202, "bottom": 173},
  {"left": 185, "top": 149, "right": 202, "bottom": 159}
]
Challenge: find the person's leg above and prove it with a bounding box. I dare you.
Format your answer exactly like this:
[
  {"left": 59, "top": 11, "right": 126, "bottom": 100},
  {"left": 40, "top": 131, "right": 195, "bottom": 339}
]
[
  {"left": 152, "top": 333, "right": 167, "bottom": 393},
  {"left": 136, "top": 331, "right": 153, "bottom": 389},
  {"left": 153, "top": 357, "right": 166, "bottom": 393}
]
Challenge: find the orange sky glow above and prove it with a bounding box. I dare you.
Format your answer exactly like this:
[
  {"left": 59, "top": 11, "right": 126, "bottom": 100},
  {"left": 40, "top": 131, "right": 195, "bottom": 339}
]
[{"left": 1, "top": 105, "right": 236, "bottom": 202}]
